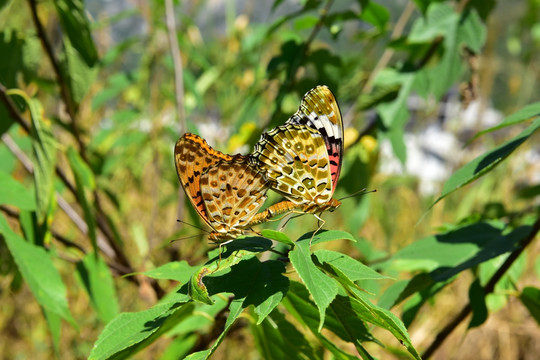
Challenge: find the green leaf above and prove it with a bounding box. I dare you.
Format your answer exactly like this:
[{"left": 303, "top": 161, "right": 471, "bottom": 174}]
[
  {"left": 409, "top": 3, "right": 458, "bottom": 43},
  {"left": 303, "top": 229, "right": 357, "bottom": 245},
  {"left": 290, "top": 237, "right": 338, "bottom": 330},
  {"left": 183, "top": 300, "right": 245, "bottom": 360},
  {"left": 284, "top": 281, "right": 376, "bottom": 345},
  {"left": 188, "top": 240, "right": 268, "bottom": 305},
  {"left": 433, "top": 117, "right": 540, "bottom": 206},
  {"left": 76, "top": 253, "right": 119, "bottom": 323},
  {"left": 19, "top": 95, "right": 57, "bottom": 224},
  {"left": 284, "top": 282, "right": 374, "bottom": 359},
  {"left": 331, "top": 295, "right": 421, "bottom": 360},
  {"left": 0, "top": 172, "right": 35, "bottom": 210},
  {"left": 468, "top": 279, "right": 487, "bottom": 328},
  {"left": 142, "top": 261, "right": 196, "bottom": 283},
  {"left": 89, "top": 301, "right": 192, "bottom": 360},
  {"left": 358, "top": 0, "right": 390, "bottom": 31},
  {"left": 67, "top": 146, "right": 97, "bottom": 252},
  {"left": 252, "top": 308, "right": 318, "bottom": 360},
  {"left": 468, "top": 102, "right": 540, "bottom": 143},
  {"left": 202, "top": 256, "right": 289, "bottom": 323},
  {"left": 391, "top": 222, "right": 528, "bottom": 282},
  {"left": 0, "top": 214, "right": 75, "bottom": 325},
  {"left": 375, "top": 69, "right": 416, "bottom": 164},
  {"left": 314, "top": 249, "right": 390, "bottom": 282},
  {"left": 54, "top": 0, "right": 98, "bottom": 66},
  {"left": 409, "top": 3, "right": 486, "bottom": 98},
  {"left": 63, "top": 35, "right": 98, "bottom": 105},
  {"left": 519, "top": 287, "right": 540, "bottom": 325},
  {"left": 43, "top": 308, "right": 61, "bottom": 356},
  {"left": 261, "top": 229, "right": 294, "bottom": 245},
  {"left": 159, "top": 334, "right": 198, "bottom": 360}
]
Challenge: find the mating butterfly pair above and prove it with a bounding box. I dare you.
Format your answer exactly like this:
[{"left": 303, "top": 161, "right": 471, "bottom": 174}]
[{"left": 174, "top": 85, "right": 343, "bottom": 243}]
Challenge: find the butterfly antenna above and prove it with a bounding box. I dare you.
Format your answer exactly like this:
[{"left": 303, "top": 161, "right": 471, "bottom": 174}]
[
  {"left": 338, "top": 188, "right": 377, "bottom": 201},
  {"left": 176, "top": 219, "right": 210, "bottom": 234},
  {"left": 170, "top": 233, "right": 205, "bottom": 243}
]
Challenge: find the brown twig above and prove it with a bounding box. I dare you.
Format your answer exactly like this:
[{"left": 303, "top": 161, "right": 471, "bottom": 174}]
[
  {"left": 421, "top": 216, "right": 540, "bottom": 359},
  {"left": 26, "top": 0, "right": 89, "bottom": 159}
]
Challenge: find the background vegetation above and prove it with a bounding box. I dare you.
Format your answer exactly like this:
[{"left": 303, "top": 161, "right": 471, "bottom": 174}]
[{"left": 1, "top": 0, "right": 539, "bottom": 359}]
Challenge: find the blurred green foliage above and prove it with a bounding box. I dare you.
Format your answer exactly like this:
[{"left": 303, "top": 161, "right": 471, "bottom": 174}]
[{"left": 0, "top": 0, "right": 539, "bottom": 359}]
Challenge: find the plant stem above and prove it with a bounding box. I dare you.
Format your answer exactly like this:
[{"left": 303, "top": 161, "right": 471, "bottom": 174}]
[{"left": 422, "top": 216, "right": 540, "bottom": 359}]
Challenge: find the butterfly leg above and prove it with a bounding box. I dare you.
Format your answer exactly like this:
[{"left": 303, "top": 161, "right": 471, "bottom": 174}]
[
  {"left": 278, "top": 211, "right": 305, "bottom": 231},
  {"left": 309, "top": 213, "right": 326, "bottom": 246}
]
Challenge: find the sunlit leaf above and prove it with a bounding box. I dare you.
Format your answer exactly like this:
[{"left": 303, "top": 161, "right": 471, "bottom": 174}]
[
  {"left": 0, "top": 214, "right": 75, "bottom": 325},
  {"left": 290, "top": 237, "right": 338, "bottom": 330},
  {"left": 0, "top": 172, "right": 35, "bottom": 210},
  {"left": 142, "top": 261, "right": 196, "bottom": 283},
  {"left": 433, "top": 117, "right": 540, "bottom": 206},
  {"left": 89, "top": 301, "right": 192, "bottom": 360},
  {"left": 331, "top": 295, "right": 421, "bottom": 360},
  {"left": 76, "top": 253, "right": 119, "bottom": 323}
]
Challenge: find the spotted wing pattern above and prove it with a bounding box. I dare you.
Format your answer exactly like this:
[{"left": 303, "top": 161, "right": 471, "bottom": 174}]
[
  {"left": 200, "top": 160, "right": 269, "bottom": 235},
  {"left": 250, "top": 124, "right": 333, "bottom": 210},
  {"left": 175, "top": 133, "right": 268, "bottom": 242},
  {"left": 286, "top": 85, "right": 343, "bottom": 191}
]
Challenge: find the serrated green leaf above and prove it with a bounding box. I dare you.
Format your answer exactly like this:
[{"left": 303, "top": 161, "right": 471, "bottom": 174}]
[
  {"left": 331, "top": 295, "right": 421, "bottom": 360},
  {"left": 202, "top": 257, "right": 289, "bottom": 323},
  {"left": 284, "top": 281, "right": 376, "bottom": 358},
  {"left": 0, "top": 214, "right": 75, "bottom": 325},
  {"left": 290, "top": 237, "right": 338, "bottom": 330},
  {"left": 76, "top": 253, "right": 119, "bottom": 323},
  {"left": 142, "top": 261, "right": 196, "bottom": 283},
  {"left": 67, "top": 146, "right": 97, "bottom": 252},
  {"left": 300, "top": 229, "right": 357, "bottom": 245},
  {"left": 314, "top": 249, "right": 390, "bottom": 281},
  {"left": 0, "top": 172, "right": 35, "bottom": 210},
  {"left": 433, "top": 117, "right": 540, "bottom": 206},
  {"left": 519, "top": 287, "right": 540, "bottom": 325},
  {"left": 89, "top": 301, "right": 192, "bottom": 360},
  {"left": 261, "top": 229, "right": 294, "bottom": 245}
]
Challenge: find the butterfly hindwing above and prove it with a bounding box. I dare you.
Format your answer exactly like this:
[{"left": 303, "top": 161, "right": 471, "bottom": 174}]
[
  {"left": 251, "top": 124, "right": 333, "bottom": 206},
  {"left": 286, "top": 85, "right": 343, "bottom": 191},
  {"left": 200, "top": 160, "right": 268, "bottom": 233}
]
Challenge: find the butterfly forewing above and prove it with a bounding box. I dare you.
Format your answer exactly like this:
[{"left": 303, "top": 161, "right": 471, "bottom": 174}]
[
  {"left": 251, "top": 124, "right": 333, "bottom": 206},
  {"left": 200, "top": 160, "right": 268, "bottom": 233},
  {"left": 286, "top": 85, "right": 343, "bottom": 191},
  {"left": 174, "top": 133, "right": 236, "bottom": 228}
]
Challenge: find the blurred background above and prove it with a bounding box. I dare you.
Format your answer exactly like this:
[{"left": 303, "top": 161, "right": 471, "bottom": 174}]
[{"left": 0, "top": 0, "right": 539, "bottom": 358}]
